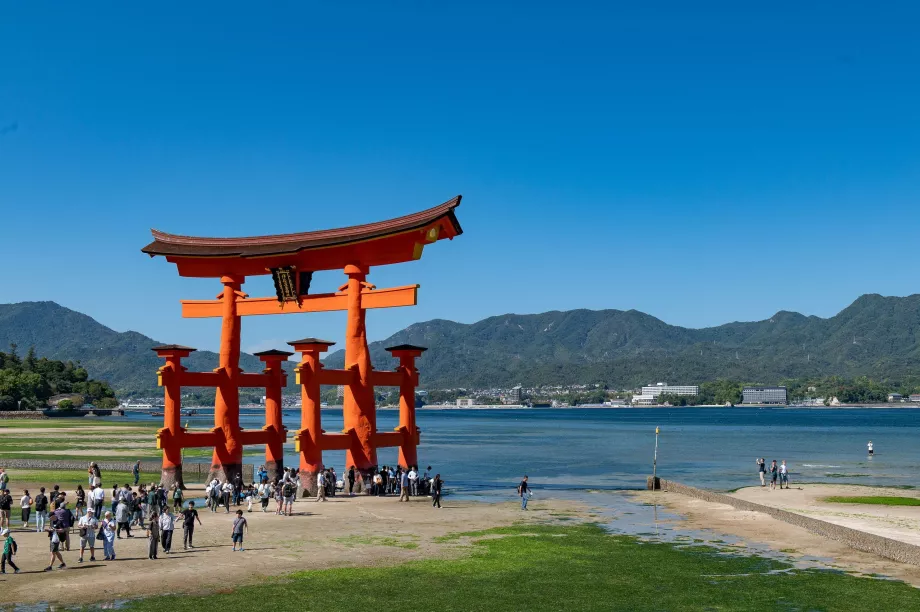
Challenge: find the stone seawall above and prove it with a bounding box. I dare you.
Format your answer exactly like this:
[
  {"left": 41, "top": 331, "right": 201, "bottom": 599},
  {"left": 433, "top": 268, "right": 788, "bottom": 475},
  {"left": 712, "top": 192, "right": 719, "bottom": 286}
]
[
  {"left": 0, "top": 459, "right": 254, "bottom": 484},
  {"left": 0, "top": 411, "right": 49, "bottom": 420},
  {"left": 658, "top": 479, "right": 920, "bottom": 567}
]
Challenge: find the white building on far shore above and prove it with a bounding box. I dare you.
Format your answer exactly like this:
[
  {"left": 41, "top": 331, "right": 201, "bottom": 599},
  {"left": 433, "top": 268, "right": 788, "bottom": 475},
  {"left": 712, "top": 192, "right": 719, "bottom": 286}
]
[{"left": 641, "top": 382, "right": 700, "bottom": 398}]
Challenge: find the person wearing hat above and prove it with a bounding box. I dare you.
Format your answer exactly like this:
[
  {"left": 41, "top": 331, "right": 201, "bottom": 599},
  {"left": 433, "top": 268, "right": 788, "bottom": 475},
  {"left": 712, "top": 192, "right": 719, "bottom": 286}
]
[
  {"left": 77, "top": 507, "right": 98, "bottom": 563},
  {"left": 1, "top": 527, "right": 19, "bottom": 574}
]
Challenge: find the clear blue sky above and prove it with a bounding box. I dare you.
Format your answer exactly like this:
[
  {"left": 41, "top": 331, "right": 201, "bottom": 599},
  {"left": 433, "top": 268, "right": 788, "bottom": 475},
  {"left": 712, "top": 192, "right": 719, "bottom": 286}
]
[{"left": 1, "top": 2, "right": 918, "bottom": 354}]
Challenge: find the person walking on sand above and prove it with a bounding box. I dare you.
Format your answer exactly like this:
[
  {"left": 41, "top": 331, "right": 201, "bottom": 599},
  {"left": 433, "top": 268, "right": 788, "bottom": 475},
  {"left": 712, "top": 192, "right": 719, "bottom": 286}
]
[
  {"left": 75, "top": 484, "right": 86, "bottom": 520},
  {"left": 347, "top": 466, "right": 356, "bottom": 496},
  {"left": 159, "top": 507, "right": 175, "bottom": 554},
  {"left": 259, "top": 481, "right": 270, "bottom": 512},
  {"left": 0, "top": 487, "right": 12, "bottom": 531},
  {"left": 147, "top": 511, "right": 160, "bottom": 559},
  {"left": 20, "top": 489, "right": 32, "bottom": 528},
  {"left": 102, "top": 511, "right": 116, "bottom": 561},
  {"left": 172, "top": 484, "right": 183, "bottom": 512},
  {"left": 45, "top": 518, "right": 67, "bottom": 571},
  {"left": 779, "top": 460, "right": 789, "bottom": 489},
  {"left": 0, "top": 468, "right": 8, "bottom": 493},
  {"left": 115, "top": 497, "right": 132, "bottom": 539},
  {"left": 133, "top": 460, "right": 141, "bottom": 486},
  {"left": 77, "top": 507, "right": 97, "bottom": 563},
  {"left": 35, "top": 487, "right": 49, "bottom": 533},
  {"left": 282, "top": 479, "right": 295, "bottom": 516},
  {"left": 399, "top": 468, "right": 410, "bottom": 502},
  {"left": 518, "top": 475, "right": 530, "bottom": 510},
  {"left": 316, "top": 471, "right": 327, "bottom": 502},
  {"left": 182, "top": 501, "right": 201, "bottom": 549},
  {"left": 757, "top": 458, "right": 766, "bottom": 487},
  {"left": 769, "top": 460, "right": 778, "bottom": 490},
  {"left": 1, "top": 528, "right": 19, "bottom": 574},
  {"left": 431, "top": 474, "right": 443, "bottom": 509},
  {"left": 231, "top": 510, "right": 248, "bottom": 552}
]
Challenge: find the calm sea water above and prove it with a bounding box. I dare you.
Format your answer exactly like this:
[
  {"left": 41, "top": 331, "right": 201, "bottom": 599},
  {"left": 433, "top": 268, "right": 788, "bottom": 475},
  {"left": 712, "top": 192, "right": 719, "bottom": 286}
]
[{"left": 123, "top": 407, "right": 920, "bottom": 496}]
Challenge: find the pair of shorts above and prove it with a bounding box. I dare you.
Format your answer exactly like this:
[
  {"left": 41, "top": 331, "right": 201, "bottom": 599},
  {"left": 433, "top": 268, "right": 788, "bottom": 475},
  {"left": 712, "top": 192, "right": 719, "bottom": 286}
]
[
  {"left": 232, "top": 533, "right": 243, "bottom": 543},
  {"left": 50, "top": 541, "right": 60, "bottom": 553},
  {"left": 81, "top": 534, "right": 96, "bottom": 547},
  {"left": 284, "top": 496, "right": 294, "bottom": 504}
]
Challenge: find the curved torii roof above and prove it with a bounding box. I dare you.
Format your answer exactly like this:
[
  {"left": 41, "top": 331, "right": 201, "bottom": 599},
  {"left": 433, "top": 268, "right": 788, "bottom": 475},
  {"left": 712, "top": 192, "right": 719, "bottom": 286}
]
[{"left": 142, "top": 196, "right": 462, "bottom": 277}]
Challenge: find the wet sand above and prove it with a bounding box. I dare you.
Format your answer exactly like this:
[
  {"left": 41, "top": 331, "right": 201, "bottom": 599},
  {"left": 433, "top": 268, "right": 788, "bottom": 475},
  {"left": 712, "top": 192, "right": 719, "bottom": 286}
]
[{"left": 635, "top": 486, "right": 920, "bottom": 587}]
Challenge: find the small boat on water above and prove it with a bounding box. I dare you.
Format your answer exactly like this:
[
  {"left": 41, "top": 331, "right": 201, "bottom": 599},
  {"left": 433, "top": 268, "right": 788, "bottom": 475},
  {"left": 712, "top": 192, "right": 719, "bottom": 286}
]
[{"left": 151, "top": 411, "right": 164, "bottom": 417}]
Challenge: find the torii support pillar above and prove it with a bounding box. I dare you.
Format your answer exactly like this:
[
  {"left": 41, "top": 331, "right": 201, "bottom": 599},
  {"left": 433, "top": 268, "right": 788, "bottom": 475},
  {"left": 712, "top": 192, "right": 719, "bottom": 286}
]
[
  {"left": 290, "top": 338, "right": 336, "bottom": 497},
  {"left": 209, "top": 274, "right": 246, "bottom": 484},
  {"left": 255, "top": 349, "right": 292, "bottom": 482},
  {"left": 342, "top": 264, "right": 378, "bottom": 487},
  {"left": 153, "top": 344, "right": 196, "bottom": 490},
  {"left": 385, "top": 344, "right": 427, "bottom": 470}
]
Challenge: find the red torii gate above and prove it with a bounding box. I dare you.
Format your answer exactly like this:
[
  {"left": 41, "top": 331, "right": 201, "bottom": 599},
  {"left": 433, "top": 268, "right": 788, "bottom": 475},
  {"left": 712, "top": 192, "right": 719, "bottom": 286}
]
[{"left": 143, "top": 197, "right": 462, "bottom": 494}]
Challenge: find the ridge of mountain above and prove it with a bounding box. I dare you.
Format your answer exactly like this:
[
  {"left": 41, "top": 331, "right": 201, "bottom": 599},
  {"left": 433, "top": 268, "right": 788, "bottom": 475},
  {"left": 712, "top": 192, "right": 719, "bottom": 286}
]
[{"left": 2, "top": 294, "right": 919, "bottom": 393}]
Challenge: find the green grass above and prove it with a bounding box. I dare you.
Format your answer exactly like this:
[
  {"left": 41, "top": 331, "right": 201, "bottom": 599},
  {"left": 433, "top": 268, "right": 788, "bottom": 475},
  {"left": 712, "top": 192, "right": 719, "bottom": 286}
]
[
  {"left": 335, "top": 535, "right": 419, "bottom": 550},
  {"left": 120, "top": 524, "right": 920, "bottom": 612},
  {"left": 5, "top": 469, "right": 161, "bottom": 487},
  {"left": 824, "top": 495, "right": 920, "bottom": 506},
  {"left": 0, "top": 419, "right": 154, "bottom": 429}
]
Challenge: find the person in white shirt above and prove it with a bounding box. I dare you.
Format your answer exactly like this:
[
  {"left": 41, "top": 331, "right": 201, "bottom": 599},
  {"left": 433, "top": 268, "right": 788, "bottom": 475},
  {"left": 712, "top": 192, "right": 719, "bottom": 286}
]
[
  {"left": 868, "top": 441, "right": 874, "bottom": 456},
  {"left": 91, "top": 485, "right": 105, "bottom": 516},
  {"left": 158, "top": 509, "right": 175, "bottom": 554},
  {"left": 779, "top": 461, "right": 789, "bottom": 489},
  {"left": 316, "top": 471, "right": 326, "bottom": 502},
  {"left": 77, "top": 508, "right": 98, "bottom": 563},
  {"left": 408, "top": 468, "right": 418, "bottom": 497},
  {"left": 20, "top": 491, "right": 32, "bottom": 528},
  {"left": 221, "top": 481, "right": 233, "bottom": 513}
]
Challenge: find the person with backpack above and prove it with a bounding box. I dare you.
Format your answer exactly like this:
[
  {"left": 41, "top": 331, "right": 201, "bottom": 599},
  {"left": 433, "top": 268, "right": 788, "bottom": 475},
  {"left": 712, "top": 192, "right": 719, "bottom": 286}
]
[
  {"left": 53, "top": 501, "right": 74, "bottom": 552},
  {"left": 282, "top": 480, "right": 295, "bottom": 515},
  {"left": 34, "top": 487, "right": 49, "bottom": 532},
  {"left": 231, "top": 510, "right": 248, "bottom": 552},
  {"left": 77, "top": 507, "right": 98, "bottom": 563},
  {"left": 0, "top": 468, "right": 9, "bottom": 493},
  {"left": 172, "top": 485, "right": 183, "bottom": 512},
  {"left": 0, "top": 528, "right": 19, "bottom": 574},
  {"left": 45, "top": 518, "right": 67, "bottom": 571}
]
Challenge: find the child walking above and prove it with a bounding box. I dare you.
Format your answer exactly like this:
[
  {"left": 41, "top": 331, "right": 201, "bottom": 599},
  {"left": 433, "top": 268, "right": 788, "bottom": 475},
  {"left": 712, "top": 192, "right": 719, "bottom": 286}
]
[
  {"left": 1, "top": 528, "right": 19, "bottom": 574},
  {"left": 231, "top": 510, "right": 248, "bottom": 552}
]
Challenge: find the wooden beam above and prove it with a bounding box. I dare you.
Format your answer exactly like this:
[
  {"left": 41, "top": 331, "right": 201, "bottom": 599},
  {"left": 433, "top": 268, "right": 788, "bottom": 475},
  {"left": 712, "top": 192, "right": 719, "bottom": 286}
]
[{"left": 181, "top": 284, "right": 419, "bottom": 318}]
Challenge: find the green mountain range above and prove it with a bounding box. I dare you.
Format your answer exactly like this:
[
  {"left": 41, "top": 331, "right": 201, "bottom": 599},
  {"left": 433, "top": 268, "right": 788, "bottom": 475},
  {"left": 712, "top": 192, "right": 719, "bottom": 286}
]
[{"left": 1, "top": 295, "right": 919, "bottom": 395}]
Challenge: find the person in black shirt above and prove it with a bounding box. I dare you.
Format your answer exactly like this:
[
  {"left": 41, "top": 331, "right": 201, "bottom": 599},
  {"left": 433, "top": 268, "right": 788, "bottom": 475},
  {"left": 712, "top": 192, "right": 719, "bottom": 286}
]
[
  {"left": 181, "top": 501, "right": 202, "bottom": 549},
  {"left": 0, "top": 490, "right": 12, "bottom": 531},
  {"left": 518, "top": 475, "right": 529, "bottom": 511},
  {"left": 431, "top": 474, "right": 443, "bottom": 509},
  {"left": 34, "top": 487, "right": 48, "bottom": 533}
]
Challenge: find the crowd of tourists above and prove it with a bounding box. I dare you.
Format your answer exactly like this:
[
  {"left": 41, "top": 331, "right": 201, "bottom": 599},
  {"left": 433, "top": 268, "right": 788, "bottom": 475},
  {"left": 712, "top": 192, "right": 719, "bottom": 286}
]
[{"left": 0, "top": 459, "right": 450, "bottom": 575}]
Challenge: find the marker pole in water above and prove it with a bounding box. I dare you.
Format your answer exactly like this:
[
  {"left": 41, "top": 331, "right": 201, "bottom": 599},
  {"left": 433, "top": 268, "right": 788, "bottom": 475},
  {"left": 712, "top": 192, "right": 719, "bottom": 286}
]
[{"left": 652, "top": 426, "right": 660, "bottom": 489}]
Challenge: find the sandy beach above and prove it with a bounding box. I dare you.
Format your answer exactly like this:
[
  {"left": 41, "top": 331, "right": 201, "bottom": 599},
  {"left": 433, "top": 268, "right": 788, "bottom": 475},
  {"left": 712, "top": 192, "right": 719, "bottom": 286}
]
[
  {"left": 636, "top": 484, "right": 920, "bottom": 587},
  {"left": 0, "top": 482, "right": 581, "bottom": 606}
]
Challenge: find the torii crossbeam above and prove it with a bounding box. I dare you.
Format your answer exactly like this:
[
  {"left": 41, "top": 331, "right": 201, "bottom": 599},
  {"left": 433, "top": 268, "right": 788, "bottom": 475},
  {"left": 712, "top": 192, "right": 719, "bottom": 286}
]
[{"left": 142, "top": 196, "right": 462, "bottom": 494}]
